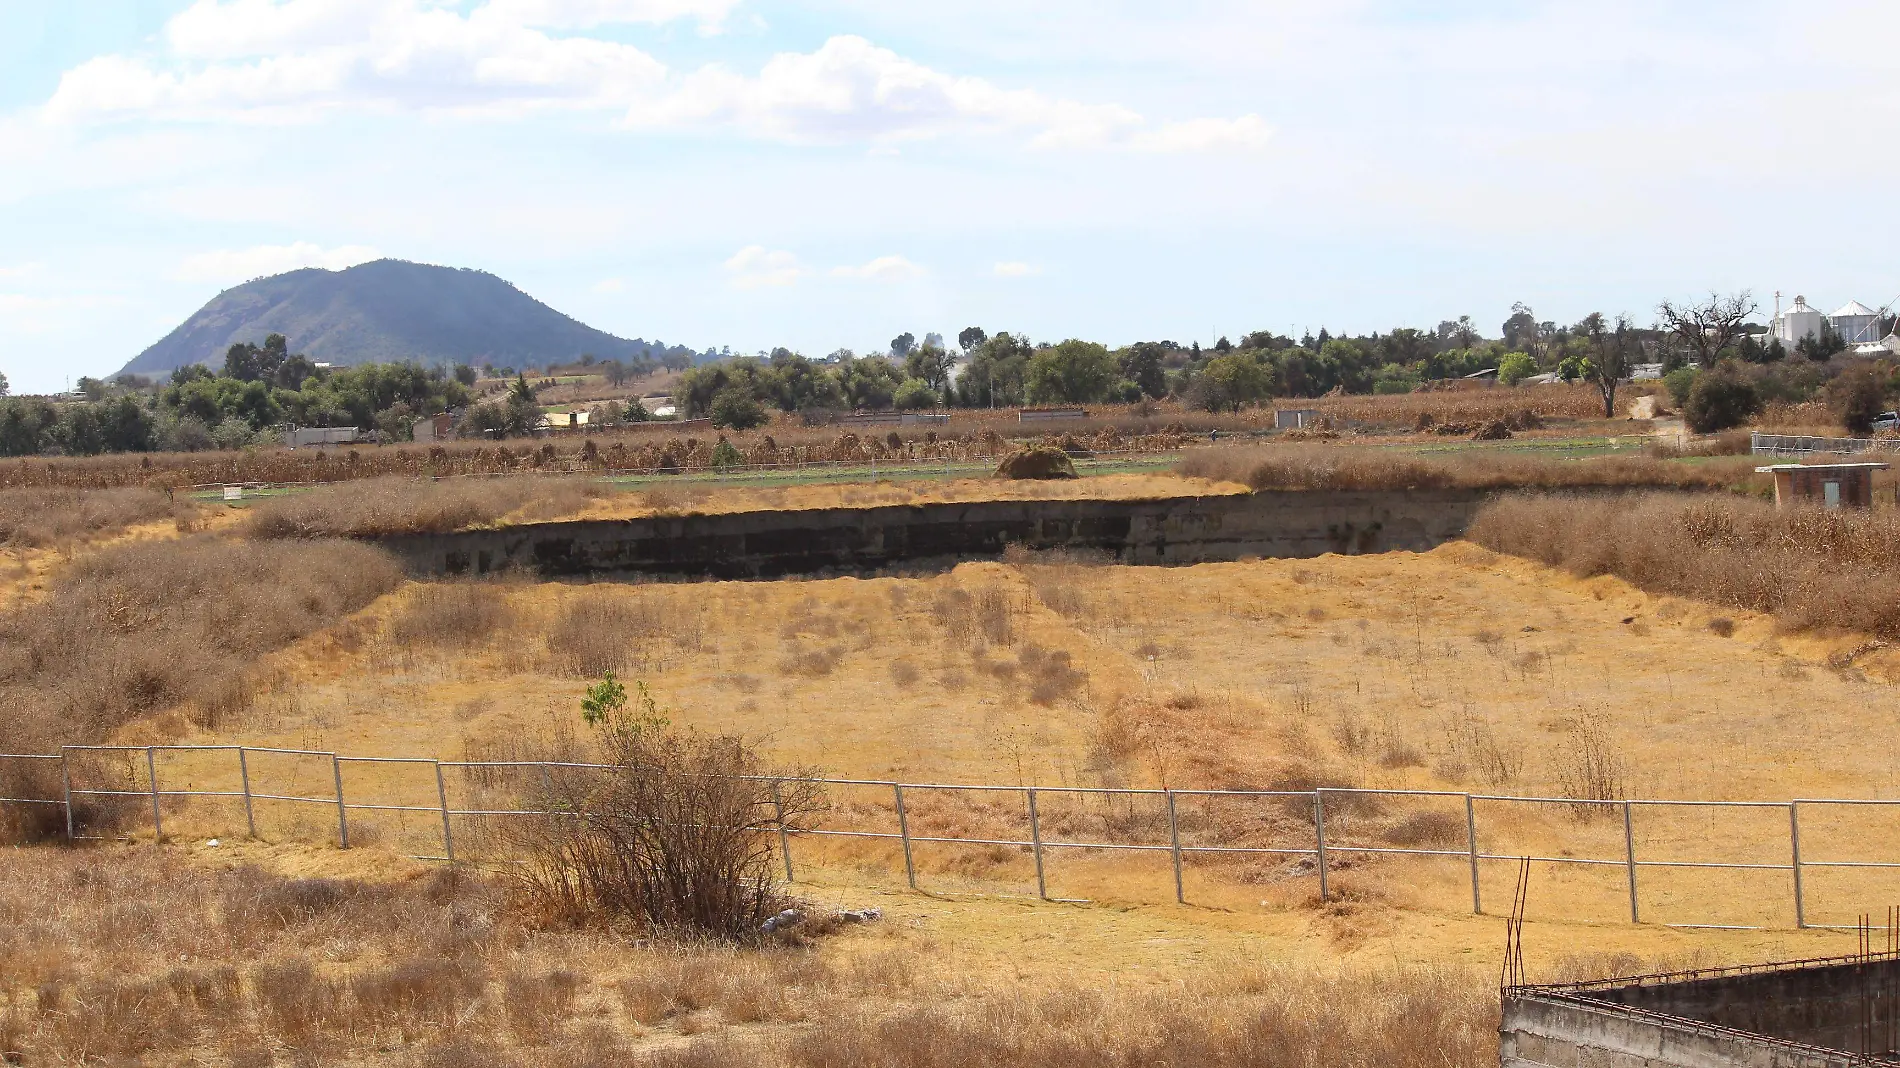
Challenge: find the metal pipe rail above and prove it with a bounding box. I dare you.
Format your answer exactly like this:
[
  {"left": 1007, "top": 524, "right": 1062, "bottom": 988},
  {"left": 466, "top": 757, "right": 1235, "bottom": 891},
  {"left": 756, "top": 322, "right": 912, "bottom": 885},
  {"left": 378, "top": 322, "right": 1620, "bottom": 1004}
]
[{"left": 12, "top": 744, "right": 1900, "bottom": 927}]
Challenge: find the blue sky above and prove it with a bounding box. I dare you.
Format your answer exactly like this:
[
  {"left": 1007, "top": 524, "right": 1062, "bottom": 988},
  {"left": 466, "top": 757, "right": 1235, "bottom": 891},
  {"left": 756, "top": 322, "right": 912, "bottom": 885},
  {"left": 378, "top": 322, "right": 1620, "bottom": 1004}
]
[{"left": 2, "top": 0, "right": 1898, "bottom": 392}]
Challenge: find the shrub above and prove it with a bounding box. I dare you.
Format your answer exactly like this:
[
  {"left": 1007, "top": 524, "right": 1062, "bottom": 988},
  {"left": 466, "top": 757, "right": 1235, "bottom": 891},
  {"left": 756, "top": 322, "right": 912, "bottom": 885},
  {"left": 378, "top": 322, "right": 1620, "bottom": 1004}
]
[
  {"left": 1683, "top": 366, "right": 1763, "bottom": 432},
  {"left": 1825, "top": 364, "right": 1889, "bottom": 435},
  {"left": 1663, "top": 367, "right": 1699, "bottom": 406},
  {"left": 509, "top": 684, "right": 819, "bottom": 938}
]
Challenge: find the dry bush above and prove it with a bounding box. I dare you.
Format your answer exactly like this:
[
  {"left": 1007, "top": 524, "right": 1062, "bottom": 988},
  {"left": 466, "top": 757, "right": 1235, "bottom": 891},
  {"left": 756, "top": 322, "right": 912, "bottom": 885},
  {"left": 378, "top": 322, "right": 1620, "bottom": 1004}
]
[
  {"left": 245, "top": 476, "right": 603, "bottom": 538},
  {"left": 934, "top": 583, "right": 1019, "bottom": 647},
  {"left": 1552, "top": 718, "right": 1629, "bottom": 818},
  {"left": 507, "top": 702, "right": 819, "bottom": 939},
  {"left": 1470, "top": 492, "right": 1900, "bottom": 638},
  {"left": 1019, "top": 643, "right": 1088, "bottom": 705},
  {"left": 544, "top": 587, "right": 669, "bottom": 676},
  {"left": 0, "top": 486, "right": 188, "bottom": 548},
  {"left": 1179, "top": 445, "right": 1762, "bottom": 494},
  {"left": 388, "top": 581, "right": 511, "bottom": 649},
  {"left": 0, "top": 536, "right": 401, "bottom": 840}
]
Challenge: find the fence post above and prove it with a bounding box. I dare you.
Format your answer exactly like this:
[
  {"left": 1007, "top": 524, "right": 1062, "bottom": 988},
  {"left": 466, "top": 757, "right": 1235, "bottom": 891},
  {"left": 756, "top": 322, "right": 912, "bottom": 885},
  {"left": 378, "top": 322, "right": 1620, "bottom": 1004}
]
[
  {"left": 1314, "top": 789, "right": 1329, "bottom": 903},
  {"left": 894, "top": 783, "right": 917, "bottom": 890},
  {"left": 1028, "top": 788, "right": 1047, "bottom": 900},
  {"left": 1623, "top": 800, "right": 1639, "bottom": 923},
  {"left": 238, "top": 747, "right": 257, "bottom": 839},
  {"left": 435, "top": 761, "right": 455, "bottom": 865},
  {"left": 146, "top": 747, "right": 162, "bottom": 842},
  {"left": 60, "top": 747, "right": 73, "bottom": 842},
  {"left": 1466, "top": 793, "right": 1481, "bottom": 915},
  {"left": 1790, "top": 802, "right": 1806, "bottom": 929},
  {"left": 770, "top": 779, "right": 795, "bottom": 882},
  {"left": 1166, "top": 789, "right": 1185, "bottom": 904},
  {"left": 332, "top": 755, "right": 350, "bottom": 848}
]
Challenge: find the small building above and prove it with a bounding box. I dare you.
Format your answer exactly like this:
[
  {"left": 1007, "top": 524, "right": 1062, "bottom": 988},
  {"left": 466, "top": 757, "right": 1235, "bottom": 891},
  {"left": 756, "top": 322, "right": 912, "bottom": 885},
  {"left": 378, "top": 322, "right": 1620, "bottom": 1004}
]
[
  {"left": 282, "top": 426, "right": 360, "bottom": 448},
  {"left": 1018, "top": 407, "right": 1089, "bottom": 422},
  {"left": 1274, "top": 408, "right": 1321, "bottom": 430},
  {"left": 1504, "top": 952, "right": 1900, "bottom": 1068},
  {"left": 1755, "top": 461, "right": 1888, "bottom": 508},
  {"left": 412, "top": 412, "right": 455, "bottom": 444}
]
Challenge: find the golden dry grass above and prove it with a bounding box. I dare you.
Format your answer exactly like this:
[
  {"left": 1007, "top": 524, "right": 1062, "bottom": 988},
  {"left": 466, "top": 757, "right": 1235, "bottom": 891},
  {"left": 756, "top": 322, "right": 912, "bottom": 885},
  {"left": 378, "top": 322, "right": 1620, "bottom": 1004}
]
[
  {"left": 1178, "top": 443, "right": 1764, "bottom": 493},
  {"left": 1470, "top": 493, "right": 1900, "bottom": 637}
]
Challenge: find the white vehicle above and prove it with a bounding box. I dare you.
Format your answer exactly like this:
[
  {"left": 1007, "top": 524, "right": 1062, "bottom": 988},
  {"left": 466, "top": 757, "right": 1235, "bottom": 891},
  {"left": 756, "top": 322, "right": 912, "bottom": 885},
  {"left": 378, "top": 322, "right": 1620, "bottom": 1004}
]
[{"left": 1873, "top": 411, "right": 1900, "bottom": 433}]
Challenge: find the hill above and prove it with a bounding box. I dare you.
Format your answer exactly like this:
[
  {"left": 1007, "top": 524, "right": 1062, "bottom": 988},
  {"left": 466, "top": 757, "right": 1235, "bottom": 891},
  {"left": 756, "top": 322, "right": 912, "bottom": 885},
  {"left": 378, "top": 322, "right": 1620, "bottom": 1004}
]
[{"left": 119, "top": 259, "right": 691, "bottom": 375}]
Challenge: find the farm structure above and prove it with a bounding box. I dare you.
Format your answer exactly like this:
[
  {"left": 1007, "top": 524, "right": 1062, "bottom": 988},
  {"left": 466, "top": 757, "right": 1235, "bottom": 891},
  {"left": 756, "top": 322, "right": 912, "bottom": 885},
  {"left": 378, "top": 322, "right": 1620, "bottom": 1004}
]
[
  {"left": 1504, "top": 951, "right": 1900, "bottom": 1067},
  {"left": 1755, "top": 462, "right": 1889, "bottom": 509}
]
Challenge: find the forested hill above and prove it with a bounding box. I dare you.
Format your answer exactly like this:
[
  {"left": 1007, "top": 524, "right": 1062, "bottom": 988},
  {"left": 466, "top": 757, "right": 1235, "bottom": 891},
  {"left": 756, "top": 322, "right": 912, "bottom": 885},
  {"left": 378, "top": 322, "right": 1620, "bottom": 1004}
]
[{"left": 119, "top": 259, "right": 691, "bottom": 375}]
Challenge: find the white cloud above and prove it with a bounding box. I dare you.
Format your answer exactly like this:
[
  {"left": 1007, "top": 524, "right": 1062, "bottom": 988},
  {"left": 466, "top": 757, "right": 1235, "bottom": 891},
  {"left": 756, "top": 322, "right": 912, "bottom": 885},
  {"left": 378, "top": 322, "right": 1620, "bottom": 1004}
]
[
  {"left": 0, "top": 263, "right": 45, "bottom": 280},
  {"left": 723, "top": 245, "right": 806, "bottom": 289},
  {"left": 831, "top": 254, "right": 924, "bottom": 281},
  {"left": 42, "top": 9, "right": 1268, "bottom": 154},
  {"left": 172, "top": 241, "right": 381, "bottom": 284},
  {"left": 629, "top": 35, "right": 1263, "bottom": 151},
  {"left": 591, "top": 276, "right": 626, "bottom": 293},
  {"left": 991, "top": 261, "right": 1037, "bottom": 277},
  {"left": 45, "top": 0, "right": 672, "bottom": 123}
]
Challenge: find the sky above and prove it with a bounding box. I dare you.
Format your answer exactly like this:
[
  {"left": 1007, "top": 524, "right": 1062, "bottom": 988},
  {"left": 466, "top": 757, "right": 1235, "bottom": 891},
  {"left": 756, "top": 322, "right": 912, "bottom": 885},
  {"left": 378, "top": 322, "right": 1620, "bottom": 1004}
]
[{"left": 2, "top": 0, "right": 1899, "bottom": 393}]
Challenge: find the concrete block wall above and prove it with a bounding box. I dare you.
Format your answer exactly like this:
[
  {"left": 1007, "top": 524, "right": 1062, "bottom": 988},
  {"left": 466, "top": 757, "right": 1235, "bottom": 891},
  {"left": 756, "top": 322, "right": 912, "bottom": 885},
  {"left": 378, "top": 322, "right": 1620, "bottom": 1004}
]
[
  {"left": 372, "top": 488, "right": 1493, "bottom": 579},
  {"left": 1502, "top": 995, "right": 1854, "bottom": 1068}
]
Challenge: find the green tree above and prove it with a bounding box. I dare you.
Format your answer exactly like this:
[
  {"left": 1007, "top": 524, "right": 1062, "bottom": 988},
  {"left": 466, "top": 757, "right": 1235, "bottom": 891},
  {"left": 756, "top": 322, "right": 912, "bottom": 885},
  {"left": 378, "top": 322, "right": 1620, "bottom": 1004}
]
[
  {"left": 710, "top": 437, "right": 745, "bottom": 468},
  {"left": 893, "top": 378, "right": 938, "bottom": 410},
  {"left": 904, "top": 343, "right": 954, "bottom": 392},
  {"left": 453, "top": 364, "right": 479, "bottom": 387},
  {"left": 0, "top": 370, "right": 8, "bottom": 397},
  {"left": 1117, "top": 342, "right": 1170, "bottom": 400},
  {"left": 958, "top": 326, "right": 987, "bottom": 352},
  {"left": 709, "top": 386, "right": 768, "bottom": 430},
  {"left": 1025, "top": 340, "right": 1117, "bottom": 404},
  {"left": 1578, "top": 313, "right": 1640, "bottom": 419},
  {"left": 504, "top": 373, "right": 543, "bottom": 436},
  {"left": 890, "top": 332, "right": 916, "bottom": 358},
  {"left": 1201, "top": 353, "right": 1272, "bottom": 412},
  {"left": 1683, "top": 364, "right": 1763, "bottom": 432},
  {"left": 1498, "top": 352, "right": 1537, "bottom": 386}
]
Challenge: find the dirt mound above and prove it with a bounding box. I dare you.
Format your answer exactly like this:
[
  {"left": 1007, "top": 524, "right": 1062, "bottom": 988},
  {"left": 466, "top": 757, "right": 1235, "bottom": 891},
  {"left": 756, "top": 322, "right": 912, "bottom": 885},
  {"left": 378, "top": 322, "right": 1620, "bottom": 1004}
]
[
  {"left": 995, "top": 447, "right": 1078, "bottom": 480},
  {"left": 1470, "top": 420, "right": 1514, "bottom": 441}
]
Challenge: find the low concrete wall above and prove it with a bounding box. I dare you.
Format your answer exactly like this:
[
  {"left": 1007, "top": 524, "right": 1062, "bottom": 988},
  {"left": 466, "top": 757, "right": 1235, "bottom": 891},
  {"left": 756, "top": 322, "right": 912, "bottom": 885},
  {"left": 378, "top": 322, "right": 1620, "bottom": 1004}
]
[
  {"left": 1590, "top": 960, "right": 1900, "bottom": 1058},
  {"left": 374, "top": 489, "right": 1490, "bottom": 579},
  {"left": 1502, "top": 994, "right": 1854, "bottom": 1068}
]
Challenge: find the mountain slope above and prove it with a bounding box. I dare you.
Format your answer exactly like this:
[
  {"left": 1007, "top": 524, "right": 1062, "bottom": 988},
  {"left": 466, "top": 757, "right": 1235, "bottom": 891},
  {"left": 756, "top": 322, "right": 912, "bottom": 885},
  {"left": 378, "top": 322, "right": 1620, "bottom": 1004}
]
[{"left": 121, "top": 259, "right": 682, "bottom": 375}]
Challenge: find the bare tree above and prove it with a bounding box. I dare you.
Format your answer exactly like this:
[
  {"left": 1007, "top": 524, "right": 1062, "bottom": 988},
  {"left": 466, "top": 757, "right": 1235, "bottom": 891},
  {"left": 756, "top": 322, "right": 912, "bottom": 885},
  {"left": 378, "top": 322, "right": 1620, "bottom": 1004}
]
[
  {"left": 1579, "top": 313, "right": 1640, "bottom": 418},
  {"left": 1657, "top": 291, "right": 1756, "bottom": 369}
]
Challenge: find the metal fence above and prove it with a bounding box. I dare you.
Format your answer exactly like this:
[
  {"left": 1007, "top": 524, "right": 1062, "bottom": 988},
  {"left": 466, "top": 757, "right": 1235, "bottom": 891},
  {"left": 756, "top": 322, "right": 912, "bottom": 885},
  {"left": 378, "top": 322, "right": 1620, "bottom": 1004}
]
[
  {"left": 9, "top": 743, "right": 1900, "bottom": 931},
  {"left": 1751, "top": 432, "right": 1900, "bottom": 458}
]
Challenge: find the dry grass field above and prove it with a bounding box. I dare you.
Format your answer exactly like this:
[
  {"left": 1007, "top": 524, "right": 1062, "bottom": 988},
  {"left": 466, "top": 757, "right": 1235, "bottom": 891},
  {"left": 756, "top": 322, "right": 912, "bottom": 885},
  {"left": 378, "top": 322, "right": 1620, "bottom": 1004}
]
[{"left": 10, "top": 464, "right": 1900, "bottom": 1065}]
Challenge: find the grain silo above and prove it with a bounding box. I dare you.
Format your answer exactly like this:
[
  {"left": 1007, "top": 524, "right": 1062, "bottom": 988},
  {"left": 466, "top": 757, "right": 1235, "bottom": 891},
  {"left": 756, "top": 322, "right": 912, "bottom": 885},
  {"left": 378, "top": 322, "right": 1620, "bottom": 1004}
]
[
  {"left": 1830, "top": 300, "right": 1880, "bottom": 344},
  {"left": 1772, "top": 294, "right": 1826, "bottom": 346}
]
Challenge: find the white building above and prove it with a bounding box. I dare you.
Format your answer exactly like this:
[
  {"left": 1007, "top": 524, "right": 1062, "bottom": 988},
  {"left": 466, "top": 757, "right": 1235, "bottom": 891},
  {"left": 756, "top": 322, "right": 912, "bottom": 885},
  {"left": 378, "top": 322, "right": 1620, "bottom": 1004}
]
[
  {"left": 1830, "top": 300, "right": 1881, "bottom": 344},
  {"left": 1772, "top": 295, "right": 1827, "bottom": 346}
]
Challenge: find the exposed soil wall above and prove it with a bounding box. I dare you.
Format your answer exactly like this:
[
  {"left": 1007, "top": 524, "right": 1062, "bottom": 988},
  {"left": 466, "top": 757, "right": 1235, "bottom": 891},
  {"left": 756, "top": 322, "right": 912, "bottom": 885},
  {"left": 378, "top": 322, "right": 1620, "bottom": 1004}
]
[{"left": 373, "top": 489, "right": 1491, "bottom": 579}]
